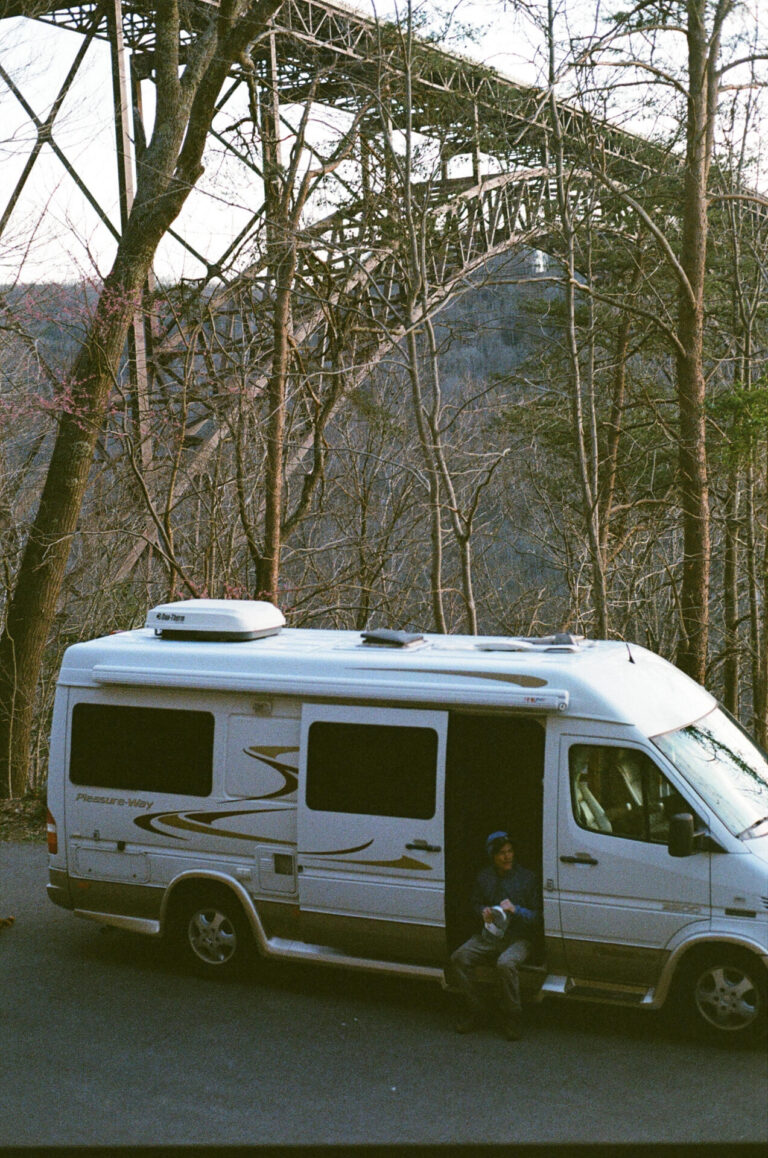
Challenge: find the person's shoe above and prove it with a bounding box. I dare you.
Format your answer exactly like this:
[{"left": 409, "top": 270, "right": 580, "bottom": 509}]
[
  {"left": 454, "top": 1011, "right": 484, "bottom": 1034},
  {"left": 502, "top": 1012, "right": 523, "bottom": 1040}
]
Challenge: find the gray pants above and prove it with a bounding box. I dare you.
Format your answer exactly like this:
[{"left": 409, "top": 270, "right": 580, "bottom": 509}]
[{"left": 451, "top": 934, "right": 531, "bottom": 1016}]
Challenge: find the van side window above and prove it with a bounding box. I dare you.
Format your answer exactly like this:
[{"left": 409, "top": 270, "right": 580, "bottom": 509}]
[
  {"left": 70, "top": 704, "right": 214, "bottom": 796},
  {"left": 306, "top": 721, "right": 437, "bottom": 818},
  {"left": 569, "top": 744, "right": 691, "bottom": 843}
]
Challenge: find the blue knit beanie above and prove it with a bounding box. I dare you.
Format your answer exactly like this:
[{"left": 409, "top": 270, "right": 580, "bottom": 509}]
[{"left": 486, "top": 830, "right": 512, "bottom": 859}]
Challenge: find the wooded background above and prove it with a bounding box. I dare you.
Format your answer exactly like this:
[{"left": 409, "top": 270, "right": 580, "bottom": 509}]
[{"left": 1, "top": 0, "right": 767, "bottom": 797}]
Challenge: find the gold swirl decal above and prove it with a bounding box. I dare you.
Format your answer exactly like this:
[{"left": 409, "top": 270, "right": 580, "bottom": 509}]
[
  {"left": 242, "top": 746, "right": 299, "bottom": 799},
  {"left": 133, "top": 805, "right": 294, "bottom": 842},
  {"left": 300, "top": 839, "right": 375, "bottom": 856},
  {"left": 129, "top": 813, "right": 431, "bottom": 870},
  {"left": 321, "top": 854, "right": 433, "bottom": 871},
  {"left": 355, "top": 667, "right": 548, "bottom": 688}
]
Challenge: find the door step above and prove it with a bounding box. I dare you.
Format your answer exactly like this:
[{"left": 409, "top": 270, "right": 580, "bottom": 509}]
[
  {"left": 265, "top": 936, "right": 444, "bottom": 981},
  {"left": 541, "top": 975, "right": 650, "bottom": 1004},
  {"left": 567, "top": 984, "right": 646, "bottom": 1004}
]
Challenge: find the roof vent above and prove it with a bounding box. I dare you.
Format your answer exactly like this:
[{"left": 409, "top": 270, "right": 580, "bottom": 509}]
[
  {"left": 360, "top": 629, "right": 428, "bottom": 649},
  {"left": 476, "top": 632, "right": 586, "bottom": 654},
  {"left": 145, "top": 599, "right": 285, "bottom": 641}
]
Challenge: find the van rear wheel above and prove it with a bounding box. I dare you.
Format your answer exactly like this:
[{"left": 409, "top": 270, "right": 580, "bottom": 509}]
[
  {"left": 174, "top": 888, "right": 251, "bottom": 976},
  {"left": 683, "top": 950, "right": 767, "bottom": 1044}
]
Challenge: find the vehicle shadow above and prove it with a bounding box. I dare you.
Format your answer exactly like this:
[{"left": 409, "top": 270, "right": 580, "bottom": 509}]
[{"left": 80, "top": 925, "right": 761, "bottom": 1051}]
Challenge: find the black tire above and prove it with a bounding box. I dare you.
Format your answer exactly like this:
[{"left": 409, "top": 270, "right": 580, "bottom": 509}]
[
  {"left": 681, "top": 949, "right": 767, "bottom": 1045},
  {"left": 172, "top": 886, "right": 252, "bottom": 976}
]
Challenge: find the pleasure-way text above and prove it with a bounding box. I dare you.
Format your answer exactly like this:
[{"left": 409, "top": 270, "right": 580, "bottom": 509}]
[{"left": 46, "top": 599, "right": 768, "bottom": 1041}]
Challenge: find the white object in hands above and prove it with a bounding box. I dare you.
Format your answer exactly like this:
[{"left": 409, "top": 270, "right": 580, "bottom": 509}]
[{"left": 483, "top": 905, "right": 509, "bottom": 940}]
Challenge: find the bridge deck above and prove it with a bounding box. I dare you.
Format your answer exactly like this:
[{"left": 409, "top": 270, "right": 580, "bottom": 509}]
[{"left": 3, "top": 0, "right": 660, "bottom": 174}]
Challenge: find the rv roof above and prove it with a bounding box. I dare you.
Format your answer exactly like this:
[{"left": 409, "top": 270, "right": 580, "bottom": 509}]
[{"left": 58, "top": 601, "right": 716, "bottom": 737}]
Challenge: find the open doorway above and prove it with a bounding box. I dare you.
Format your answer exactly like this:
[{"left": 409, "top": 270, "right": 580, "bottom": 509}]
[{"left": 444, "top": 713, "right": 545, "bottom": 953}]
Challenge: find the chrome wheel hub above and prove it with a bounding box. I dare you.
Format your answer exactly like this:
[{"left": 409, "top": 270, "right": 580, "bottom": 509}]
[
  {"left": 695, "top": 964, "right": 759, "bottom": 1032},
  {"left": 188, "top": 909, "right": 237, "bottom": 965}
]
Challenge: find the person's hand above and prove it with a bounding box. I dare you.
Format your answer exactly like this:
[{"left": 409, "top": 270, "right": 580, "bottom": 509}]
[
  {"left": 500, "top": 899, "right": 516, "bottom": 914},
  {"left": 482, "top": 907, "right": 494, "bottom": 923}
]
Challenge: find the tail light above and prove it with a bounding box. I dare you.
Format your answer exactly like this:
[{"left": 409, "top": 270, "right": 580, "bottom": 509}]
[{"left": 46, "top": 809, "right": 58, "bottom": 855}]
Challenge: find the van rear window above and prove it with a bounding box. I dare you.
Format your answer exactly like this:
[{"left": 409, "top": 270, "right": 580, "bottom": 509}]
[
  {"left": 69, "top": 704, "right": 214, "bottom": 796},
  {"left": 306, "top": 721, "right": 437, "bottom": 818}
]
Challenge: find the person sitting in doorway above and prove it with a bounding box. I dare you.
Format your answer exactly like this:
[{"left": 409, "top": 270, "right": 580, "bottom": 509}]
[{"left": 450, "top": 830, "right": 540, "bottom": 1040}]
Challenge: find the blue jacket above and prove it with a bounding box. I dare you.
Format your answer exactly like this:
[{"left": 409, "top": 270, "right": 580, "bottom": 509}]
[{"left": 470, "top": 861, "right": 540, "bottom": 941}]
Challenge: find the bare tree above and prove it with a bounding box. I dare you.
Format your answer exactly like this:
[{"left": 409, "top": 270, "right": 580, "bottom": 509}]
[
  {"left": 580, "top": 0, "right": 764, "bottom": 681},
  {"left": 0, "top": 0, "right": 285, "bottom": 798}
]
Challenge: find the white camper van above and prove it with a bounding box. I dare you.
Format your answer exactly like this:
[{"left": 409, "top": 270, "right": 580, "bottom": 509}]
[{"left": 46, "top": 599, "right": 768, "bottom": 1041}]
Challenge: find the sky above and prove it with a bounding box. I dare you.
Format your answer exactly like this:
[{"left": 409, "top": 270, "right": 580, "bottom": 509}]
[
  {"left": 0, "top": 0, "right": 549, "bottom": 282},
  {"left": 0, "top": 1, "right": 764, "bottom": 283}
]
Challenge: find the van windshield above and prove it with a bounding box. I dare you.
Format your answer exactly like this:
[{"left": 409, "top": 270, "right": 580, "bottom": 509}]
[{"left": 653, "top": 707, "right": 768, "bottom": 839}]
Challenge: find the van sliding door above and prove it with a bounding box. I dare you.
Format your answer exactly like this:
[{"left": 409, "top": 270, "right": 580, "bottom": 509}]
[{"left": 297, "top": 704, "right": 447, "bottom": 961}]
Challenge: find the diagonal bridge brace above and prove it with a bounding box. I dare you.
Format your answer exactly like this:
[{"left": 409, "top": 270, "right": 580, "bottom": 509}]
[{"left": 112, "top": 164, "right": 568, "bottom": 581}]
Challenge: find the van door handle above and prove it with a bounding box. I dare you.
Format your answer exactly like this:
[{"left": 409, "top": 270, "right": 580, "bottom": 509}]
[
  {"left": 406, "top": 840, "right": 442, "bottom": 852},
  {"left": 560, "top": 854, "right": 599, "bottom": 865}
]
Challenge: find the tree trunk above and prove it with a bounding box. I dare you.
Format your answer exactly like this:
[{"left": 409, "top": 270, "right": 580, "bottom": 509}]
[
  {"left": 257, "top": 247, "right": 296, "bottom": 602},
  {"left": 673, "top": 0, "right": 730, "bottom": 683},
  {"left": 0, "top": 258, "right": 155, "bottom": 797},
  {"left": 722, "top": 464, "right": 740, "bottom": 714},
  {"left": 0, "top": 0, "right": 284, "bottom": 797},
  {"left": 406, "top": 324, "right": 447, "bottom": 633},
  {"left": 547, "top": 1, "right": 608, "bottom": 638},
  {"left": 758, "top": 442, "right": 768, "bottom": 743},
  {"left": 599, "top": 262, "right": 642, "bottom": 560}
]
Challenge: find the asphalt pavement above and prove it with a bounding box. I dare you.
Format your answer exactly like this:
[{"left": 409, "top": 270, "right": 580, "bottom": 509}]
[{"left": 1, "top": 840, "right": 766, "bottom": 1147}]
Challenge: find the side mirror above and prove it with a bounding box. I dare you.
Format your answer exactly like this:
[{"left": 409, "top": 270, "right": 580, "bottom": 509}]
[{"left": 668, "top": 812, "right": 695, "bottom": 857}]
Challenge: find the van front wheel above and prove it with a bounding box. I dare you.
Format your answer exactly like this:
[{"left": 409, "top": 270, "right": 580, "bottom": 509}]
[
  {"left": 683, "top": 950, "right": 767, "bottom": 1044},
  {"left": 174, "top": 888, "right": 251, "bottom": 975}
]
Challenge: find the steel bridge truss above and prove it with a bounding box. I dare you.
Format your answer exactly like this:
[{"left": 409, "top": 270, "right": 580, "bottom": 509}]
[{"left": 0, "top": 0, "right": 667, "bottom": 580}]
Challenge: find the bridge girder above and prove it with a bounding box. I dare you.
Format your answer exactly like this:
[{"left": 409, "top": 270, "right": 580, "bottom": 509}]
[
  {"left": 4, "top": 1, "right": 663, "bottom": 166},
  {"left": 0, "top": 0, "right": 682, "bottom": 581}
]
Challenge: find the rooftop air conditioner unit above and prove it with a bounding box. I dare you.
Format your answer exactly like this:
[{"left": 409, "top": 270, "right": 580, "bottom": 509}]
[{"left": 145, "top": 599, "right": 285, "bottom": 641}]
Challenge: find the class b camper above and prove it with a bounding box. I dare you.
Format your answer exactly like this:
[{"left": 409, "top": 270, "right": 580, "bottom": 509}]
[{"left": 46, "top": 600, "right": 768, "bottom": 1042}]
